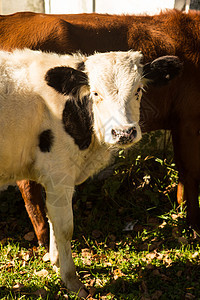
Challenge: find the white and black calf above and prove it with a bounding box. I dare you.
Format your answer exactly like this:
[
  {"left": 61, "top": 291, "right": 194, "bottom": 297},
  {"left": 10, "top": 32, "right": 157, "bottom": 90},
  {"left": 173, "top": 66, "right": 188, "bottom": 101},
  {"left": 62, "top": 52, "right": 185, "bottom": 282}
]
[{"left": 0, "top": 49, "right": 182, "bottom": 297}]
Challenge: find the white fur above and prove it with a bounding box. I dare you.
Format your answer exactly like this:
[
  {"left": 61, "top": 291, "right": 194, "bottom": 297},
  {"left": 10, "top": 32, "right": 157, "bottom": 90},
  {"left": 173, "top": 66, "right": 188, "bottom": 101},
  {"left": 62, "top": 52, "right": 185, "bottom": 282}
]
[
  {"left": 0, "top": 49, "right": 145, "bottom": 296},
  {"left": 85, "top": 51, "right": 143, "bottom": 145}
]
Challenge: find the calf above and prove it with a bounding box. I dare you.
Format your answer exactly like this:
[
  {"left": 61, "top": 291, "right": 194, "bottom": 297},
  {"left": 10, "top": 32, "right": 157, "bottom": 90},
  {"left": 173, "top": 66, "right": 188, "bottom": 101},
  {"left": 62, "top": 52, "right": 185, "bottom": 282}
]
[
  {"left": 0, "top": 48, "right": 180, "bottom": 296},
  {"left": 0, "top": 9, "right": 197, "bottom": 245}
]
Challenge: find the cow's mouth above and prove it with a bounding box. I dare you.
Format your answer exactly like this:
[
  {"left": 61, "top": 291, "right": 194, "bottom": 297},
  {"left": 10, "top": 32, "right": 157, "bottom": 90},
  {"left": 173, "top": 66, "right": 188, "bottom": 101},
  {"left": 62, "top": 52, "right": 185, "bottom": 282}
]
[{"left": 111, "top": 126, "right": 138, "bottom": 146}]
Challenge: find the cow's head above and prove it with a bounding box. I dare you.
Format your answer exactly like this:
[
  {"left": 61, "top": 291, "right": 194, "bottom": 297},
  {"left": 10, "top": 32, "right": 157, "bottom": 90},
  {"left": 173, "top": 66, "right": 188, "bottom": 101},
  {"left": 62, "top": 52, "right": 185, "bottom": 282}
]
[
  {"left": 84, "top": 51, "right": 183, "bottom": 147},
  {"left": 45, "top": 52, "right": 183, "bottom": 150}
]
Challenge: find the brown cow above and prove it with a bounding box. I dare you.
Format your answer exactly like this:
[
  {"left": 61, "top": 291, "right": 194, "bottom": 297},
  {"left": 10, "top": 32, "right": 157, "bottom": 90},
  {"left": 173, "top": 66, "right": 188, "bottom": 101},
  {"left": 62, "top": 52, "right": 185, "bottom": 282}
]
[{"left": 0, "top": 9, "right": 199, "bottom": 247}]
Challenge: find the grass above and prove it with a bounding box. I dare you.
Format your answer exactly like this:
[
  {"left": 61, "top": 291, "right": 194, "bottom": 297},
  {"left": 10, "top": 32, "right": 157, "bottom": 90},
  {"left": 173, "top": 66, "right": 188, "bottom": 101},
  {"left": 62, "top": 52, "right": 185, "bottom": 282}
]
[{"left": 0, "top": 140, "right": 200, "bottom": 299}]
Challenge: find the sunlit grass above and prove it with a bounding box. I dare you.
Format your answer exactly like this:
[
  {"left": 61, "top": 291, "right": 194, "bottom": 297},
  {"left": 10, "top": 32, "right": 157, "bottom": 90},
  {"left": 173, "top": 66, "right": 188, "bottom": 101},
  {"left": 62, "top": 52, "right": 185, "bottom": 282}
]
[{"left": 0, "top": 151, "right": 200, "bottom": 299}]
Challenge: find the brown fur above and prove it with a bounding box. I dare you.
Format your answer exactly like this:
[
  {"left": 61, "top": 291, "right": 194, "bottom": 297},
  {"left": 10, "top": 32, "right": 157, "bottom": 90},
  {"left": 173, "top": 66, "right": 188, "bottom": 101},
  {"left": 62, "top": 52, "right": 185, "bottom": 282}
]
[{"left": 0, "top": 9, "right": 200, "bottom": 245}]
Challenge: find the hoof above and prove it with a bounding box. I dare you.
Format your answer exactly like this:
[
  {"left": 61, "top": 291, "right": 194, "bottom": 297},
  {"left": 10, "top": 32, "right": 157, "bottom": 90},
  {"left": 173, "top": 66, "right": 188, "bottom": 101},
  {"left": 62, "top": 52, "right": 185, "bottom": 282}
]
[{"left": 78, "top": 286, "right": 89, "bottom": 298}]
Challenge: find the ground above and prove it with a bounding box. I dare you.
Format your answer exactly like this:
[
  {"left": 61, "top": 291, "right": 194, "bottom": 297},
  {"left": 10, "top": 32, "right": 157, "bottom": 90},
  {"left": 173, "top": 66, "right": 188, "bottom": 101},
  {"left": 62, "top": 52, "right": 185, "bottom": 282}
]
[{"left": 0, "top": 138, "right": 200, "bottom": 299}]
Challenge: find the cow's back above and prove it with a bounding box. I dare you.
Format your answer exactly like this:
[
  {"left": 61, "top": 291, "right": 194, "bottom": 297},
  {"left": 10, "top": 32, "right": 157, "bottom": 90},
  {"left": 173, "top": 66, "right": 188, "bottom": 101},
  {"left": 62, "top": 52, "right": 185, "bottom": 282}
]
[
  {"left": 0, "top": 9, "right": 200, "bottom": 134},
  {"left": 0, "top": 12, "right": 77, "bottom": 54},
  {"left": 0, "top": 50, "right": 45, "bottom": 180},
  {"left": 1, "top": 10, "right": 200, "bottom": 63}
]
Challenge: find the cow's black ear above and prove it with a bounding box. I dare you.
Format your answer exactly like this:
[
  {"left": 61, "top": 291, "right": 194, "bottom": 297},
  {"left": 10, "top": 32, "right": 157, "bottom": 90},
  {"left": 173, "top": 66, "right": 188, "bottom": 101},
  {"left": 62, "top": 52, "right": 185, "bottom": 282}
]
[
  {"left": 143, "top": 56, "right": 183, "bottom": 86},
  {"left": 45, "top": 66, "right": 88, "bottom": 94}
]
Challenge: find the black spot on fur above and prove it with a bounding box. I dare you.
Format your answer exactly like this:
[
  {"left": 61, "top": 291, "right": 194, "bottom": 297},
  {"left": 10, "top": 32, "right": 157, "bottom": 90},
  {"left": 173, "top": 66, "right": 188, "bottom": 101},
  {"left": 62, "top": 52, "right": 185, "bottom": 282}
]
[
  {"left": 39, "top": 129, "right": 54, "bottom": 152},
  {"left": 45, "top": 66, "right": 88, "bottom": 95},
  {"left": 62, "top": 94, "right": 94, "bottom": 150},
  {"left": 77, "top": 61, "right": 85, "bottom": 71}
]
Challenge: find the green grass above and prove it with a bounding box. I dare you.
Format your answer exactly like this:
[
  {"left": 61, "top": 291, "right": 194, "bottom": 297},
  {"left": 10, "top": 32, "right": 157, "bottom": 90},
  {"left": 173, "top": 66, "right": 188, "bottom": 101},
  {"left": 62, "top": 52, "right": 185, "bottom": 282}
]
[{"left": 0, "top": 148, "right": 200, "bottom": 299}]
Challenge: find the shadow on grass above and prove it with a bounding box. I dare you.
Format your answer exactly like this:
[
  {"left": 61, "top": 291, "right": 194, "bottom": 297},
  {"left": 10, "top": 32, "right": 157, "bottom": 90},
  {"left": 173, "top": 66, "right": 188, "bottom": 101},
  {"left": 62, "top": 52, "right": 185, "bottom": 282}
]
[
  {"left": 76, "top": 259, "right": 200, "bottom": 299},
  {"left": 1, "top": 260, "right": 199, "bottom": 299},
  {"left": 0, "top": 234, "right": 199, "bottom": 300}
]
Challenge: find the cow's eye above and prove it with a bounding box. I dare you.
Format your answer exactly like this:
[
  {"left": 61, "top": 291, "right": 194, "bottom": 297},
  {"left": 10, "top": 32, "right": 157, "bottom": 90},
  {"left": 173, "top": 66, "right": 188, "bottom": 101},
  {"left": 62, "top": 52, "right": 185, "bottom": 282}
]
[
  {"left": 93, "top": 92, "right": 99, "bottom": 97},
  {"left": 135, "top": 87, "right": 142, "bottom": 95},
  {"left": 135, "top": 86, "right": 143, "bottom": 100},
  {"left": 92, "top": 91, "right": 103, "bottom": 103}
]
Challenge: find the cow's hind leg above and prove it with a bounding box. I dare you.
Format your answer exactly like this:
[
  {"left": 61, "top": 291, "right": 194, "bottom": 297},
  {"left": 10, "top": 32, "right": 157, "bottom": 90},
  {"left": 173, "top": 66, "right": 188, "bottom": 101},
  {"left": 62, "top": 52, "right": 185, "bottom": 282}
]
[
  {"left": 184, "top": 176, "right": 200, "bottom": 231},
  {"left": 172, "top": 124, "right": 200, "bottom": 231},
  {"left": 17, "top": 180, "right": 49, "bottom": 248},
  {"left": 177, "top": 181, "right": 185, "bottom": 206}
]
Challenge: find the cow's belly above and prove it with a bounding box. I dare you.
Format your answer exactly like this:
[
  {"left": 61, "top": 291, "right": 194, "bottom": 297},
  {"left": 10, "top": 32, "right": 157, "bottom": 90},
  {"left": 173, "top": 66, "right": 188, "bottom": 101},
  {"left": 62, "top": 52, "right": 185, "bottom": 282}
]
[{"left": 0, "top": 137, "right": 37, "bottom": 185}]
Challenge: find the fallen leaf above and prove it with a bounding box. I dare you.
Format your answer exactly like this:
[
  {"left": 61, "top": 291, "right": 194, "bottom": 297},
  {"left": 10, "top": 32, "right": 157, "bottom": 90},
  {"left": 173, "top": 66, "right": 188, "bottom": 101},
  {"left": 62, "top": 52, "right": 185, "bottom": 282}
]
[
  {"left": 176, "top": 270, "right": 183, "bottom": 277},
  {"left": 160, "top": 274, "right": 171, "bottom": 281},
  {"left": 192, "top": 251, "right": 199, "bottom": 258},
  {"left": 88, "top": 286, "right": 96, "bottom": 297},
  {"left": 6, "top": 246, "right": 12, "bottom": 255},
  {"left": 33, "top": 288, "right": 47, "bottom": 298},
  {"left": 108, "top": 234, "right": 116, "bottom": 241},
  {"left": 92, "top": 254, "right": 106, "bottom": 262},
  {"left": 43, "top": 252, "right": 50, "bottom": 262},
  {"left": 92, "top": 230, "right": 102, "bottom": 239},
  {"left": 148, "top": 217, "right": 160, "bottom": 225},
  {"left": 146, "top": 251, "right": 157, "bottom": 260},
  {"left": 81, "top": 248, "right": 92, "bottom": 257},
  {"left": 156, "top": 252, "right": 164, "bottom": 260},
  {"left": 152, "top": 290, "right": 163, "bottom": 299},
  {"left": 140, "top": 243, "right": 149, "bottom": 251},
  {"left": 19, "top": 250, "right": 30, "bottom": 262},
  {"left": 34, "top": 269, "right": 48, "bottom": 277},
  {"left": 140, "top": 280, "right": 148, "bottom": 294},
  {"left": 163, "top": 257, "right": 173, "bottom": 266},
  {"left": 23, "top": 231, "right": 35, "bottom": 241},
  {"left": 12, "top": 283, "right": 25, "bottom": 292},
  {"left": 0, "top": 238, "right": 11, "bottom": 245},
  {"left": 104, "top": 293, "right": 114, "bottom": 299},
  {"left": 171, "top": 214, "right": 178, "bottom": 220},
  {"left": 94, "top": 278, "right": 103, "bottom": 287},
  {"left": 19, "top": 270, "right": 28, "bottom": 275},
  {"left": 159, "top": 221, "right": 167, "bottom": 228},
  {"left": 178, "top": 237, "right": 188, "bottom": 244},
  {"left": 185, "top": 293, "right": 195, "bottom": 299},
  {"left": 146, "top": 263, "right": 154, "bottom": 270},
  {"left": 53, "top": 265, "right": 59, "bottom": 273},
  {"left": 107, "top": 241, "right": 115, "bottom": 249},
  {"left": 81, "top": 249, "right": 93, "bottom": 266},
  {"left": 113, "top": 268, "right": 125, "bottom": 280},
  {"left": 152, "top": 269, "right": 160, "bottom": 276},
  {"left": 172, "top": 226, "right": 181, "bottom": 238}
]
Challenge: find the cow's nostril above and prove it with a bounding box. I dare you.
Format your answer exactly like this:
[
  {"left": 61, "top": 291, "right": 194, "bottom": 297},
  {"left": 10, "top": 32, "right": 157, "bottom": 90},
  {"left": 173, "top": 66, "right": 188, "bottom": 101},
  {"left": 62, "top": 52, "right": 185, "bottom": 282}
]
[
  {"left": 127, "top": 126, "right": 136, "bottom": 134},
  {"left": 129, "top": 127, "right": 137, "bottom": 138},
  {"left": 111, "top": 129, "right": 117, "bottom": 137},
  {"left": 111, "top": 126, "right": 138, "bottom": 145}
]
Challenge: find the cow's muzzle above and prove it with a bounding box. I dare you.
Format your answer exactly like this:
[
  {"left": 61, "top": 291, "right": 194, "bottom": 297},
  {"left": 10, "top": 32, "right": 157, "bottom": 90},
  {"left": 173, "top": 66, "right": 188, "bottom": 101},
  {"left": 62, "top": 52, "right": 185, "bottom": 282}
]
[{"left": 111, "top": 125, "right": 139, "bottom": 146}]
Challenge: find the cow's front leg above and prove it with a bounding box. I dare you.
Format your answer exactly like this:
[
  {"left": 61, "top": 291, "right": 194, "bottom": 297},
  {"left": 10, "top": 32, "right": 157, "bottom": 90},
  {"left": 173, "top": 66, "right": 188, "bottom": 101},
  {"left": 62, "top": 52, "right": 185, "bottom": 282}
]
[
  {"left": 45, "top": 183, "right": 89, "bottom": 298},
  {"left": 49, "top": 220, "right": 59, "bottom": 266}
]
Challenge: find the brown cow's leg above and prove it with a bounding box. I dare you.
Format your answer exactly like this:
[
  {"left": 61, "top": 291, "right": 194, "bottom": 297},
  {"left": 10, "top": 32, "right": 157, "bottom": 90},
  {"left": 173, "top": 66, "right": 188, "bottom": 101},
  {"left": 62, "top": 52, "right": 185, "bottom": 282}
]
[
  {"left": 177, "top": 181, "right": 185, "bottom": 205},
  {"left": 172, "top": 125, "right": 200, "bottom": 231},
  {"left": 183, "top": 176, "right": 200, "bottom": 230},
  {"left": 17, "top": 180, "right": 49, "bottom": 248}
]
